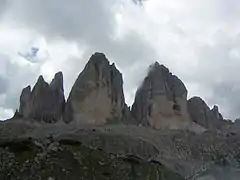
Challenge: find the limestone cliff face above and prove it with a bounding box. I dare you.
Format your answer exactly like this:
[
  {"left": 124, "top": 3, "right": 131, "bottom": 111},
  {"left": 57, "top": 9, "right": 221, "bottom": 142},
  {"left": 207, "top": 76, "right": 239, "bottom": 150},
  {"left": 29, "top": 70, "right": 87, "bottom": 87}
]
[
  {"left": 64, "top": 52, "right": 131, "bottom": 125},
  {"left": 19, "top": 72, "right": 65, "bottom": 123},
  {"left": 131, "top": 62, "right": 192, "bottom": 130},
  {"left": 19, "top": 85, "right": 31, "bottom": 118},
  {"left": 187, "top": 97, "right": 228, "bottom": 130}
]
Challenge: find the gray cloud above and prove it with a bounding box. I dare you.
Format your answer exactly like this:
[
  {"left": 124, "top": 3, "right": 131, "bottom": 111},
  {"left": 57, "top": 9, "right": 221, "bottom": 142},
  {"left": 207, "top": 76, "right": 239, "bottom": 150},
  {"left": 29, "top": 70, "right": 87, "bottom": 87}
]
[
  {"left": 0, "top": 54, "right": 41, "bottom": 110},
  {"left": 186, "top": 32, "right": 240, "bottom": 119},
  {"left": 6, "top": 0, "right": 116, "bottom": 42},
  {"left": 5, "top": 0, "right": 157, "bottom": 66},
  {"left": 0, "top": 0, "right": 7, "bottom": 17},
  {"left": 0, "top": 76, "right": 8, "bottom": 94}
]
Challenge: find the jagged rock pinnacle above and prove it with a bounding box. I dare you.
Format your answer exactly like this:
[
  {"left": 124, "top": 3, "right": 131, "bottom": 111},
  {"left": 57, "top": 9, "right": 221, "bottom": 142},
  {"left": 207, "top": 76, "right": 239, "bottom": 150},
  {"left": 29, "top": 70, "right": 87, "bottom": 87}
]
[
  {"left": 19, "top": 72, "right": 65, "bottom": 123},
  {"left": 187, "top": 97, "right": 226, "bottom": 130},
  {"left": 50, "top": 71, "right": 64, "bottom": 90},
  {"left": 131, "top": 62, "right": 191, "bottom": 130},
  {"left": 64, "top": 53, "right": 132, "bottom": 125}
]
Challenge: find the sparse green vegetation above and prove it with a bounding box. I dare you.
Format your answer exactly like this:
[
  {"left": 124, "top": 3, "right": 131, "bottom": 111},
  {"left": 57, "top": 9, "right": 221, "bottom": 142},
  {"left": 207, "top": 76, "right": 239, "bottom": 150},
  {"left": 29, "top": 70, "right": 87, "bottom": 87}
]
[
  {"left": 0, "top": 138, "right": 184, "bottom": 180},
  {"left": 212, "top": 151, "right": 228, "bottom": 166}
]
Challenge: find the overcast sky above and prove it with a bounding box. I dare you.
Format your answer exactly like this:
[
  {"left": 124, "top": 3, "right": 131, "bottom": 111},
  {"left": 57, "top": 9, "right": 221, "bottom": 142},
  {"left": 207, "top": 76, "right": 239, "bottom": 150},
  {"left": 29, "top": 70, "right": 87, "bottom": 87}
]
[{"left": 0, "top": 0, "right": 240, "bottom": 120}]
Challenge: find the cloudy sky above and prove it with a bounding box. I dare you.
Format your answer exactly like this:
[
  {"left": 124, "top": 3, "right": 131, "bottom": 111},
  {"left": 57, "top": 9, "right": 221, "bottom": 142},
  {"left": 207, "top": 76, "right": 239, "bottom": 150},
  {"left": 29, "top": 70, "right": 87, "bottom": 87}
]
[{"left": 0, "top": 0, "right": 240, "bottom": 120}]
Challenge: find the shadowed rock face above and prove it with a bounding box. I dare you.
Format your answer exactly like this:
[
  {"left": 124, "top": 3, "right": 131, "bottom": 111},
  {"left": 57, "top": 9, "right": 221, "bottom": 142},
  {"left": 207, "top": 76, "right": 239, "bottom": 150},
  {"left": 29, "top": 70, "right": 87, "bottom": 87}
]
[
  {"left": 64, "top": 52, "right": 132, "bottom": 125},
  {"left": 187, "top": 97, "right": 213, "bottom": 129},
  {"left": 19, "top": 85, "right": 31, "bottom": 117},
  {"left": 187, "top": 97, "right": 229, "bottom": 130},
  {"left": 131, "top": 62, "right": 191, "bottom": 130},
  {"left": 19, "top": 72, "right": 65, "bottom": 123}
]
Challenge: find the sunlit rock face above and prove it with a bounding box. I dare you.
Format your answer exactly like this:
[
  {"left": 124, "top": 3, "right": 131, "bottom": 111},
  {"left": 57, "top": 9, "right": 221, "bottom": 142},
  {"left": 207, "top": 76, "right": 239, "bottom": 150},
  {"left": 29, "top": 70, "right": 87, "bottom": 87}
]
[
  {"left": 64, "top": 52, "right": 131, "bottom": 125},
  {"left": 131, "top": 62, "right": 192, "bottom": 130},
  {"left": 19, "top": 72, "right": 65, "bottom": 123}
]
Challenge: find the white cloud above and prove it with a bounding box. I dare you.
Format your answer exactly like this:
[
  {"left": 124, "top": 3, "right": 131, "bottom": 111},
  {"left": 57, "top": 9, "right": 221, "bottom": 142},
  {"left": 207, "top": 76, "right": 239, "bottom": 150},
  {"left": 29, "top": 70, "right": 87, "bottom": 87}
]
[{"left": 0, "top": 107, "right": 13, "bottom": 120}]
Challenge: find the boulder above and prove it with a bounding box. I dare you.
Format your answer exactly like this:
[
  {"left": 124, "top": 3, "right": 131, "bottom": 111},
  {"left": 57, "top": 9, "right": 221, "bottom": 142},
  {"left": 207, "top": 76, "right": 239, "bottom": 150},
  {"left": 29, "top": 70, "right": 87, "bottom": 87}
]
[
  {"left": 19, "top": 72, "right": 65, "bottom": 123},
  {"left": 131, "top": 62, "right": 191, "bottom": 130},
  {"left": 64, "top": 52, "right": 131, "bottom": 125}
]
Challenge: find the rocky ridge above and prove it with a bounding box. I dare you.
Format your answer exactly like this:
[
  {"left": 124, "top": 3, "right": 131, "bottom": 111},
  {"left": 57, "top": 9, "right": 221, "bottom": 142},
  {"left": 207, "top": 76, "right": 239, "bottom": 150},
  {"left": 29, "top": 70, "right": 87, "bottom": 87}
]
[
  {"left": 16, "top": 52, "right": 230, "bottom": 132},
  {"left": 2, "top": 52, "right": 240, "bottom": 179},
  {"left": 19, "top": 72, "right": 65, "bottom": 123},
  {"left": 188, "top": 97, "right": 232, "bottom": 132}
]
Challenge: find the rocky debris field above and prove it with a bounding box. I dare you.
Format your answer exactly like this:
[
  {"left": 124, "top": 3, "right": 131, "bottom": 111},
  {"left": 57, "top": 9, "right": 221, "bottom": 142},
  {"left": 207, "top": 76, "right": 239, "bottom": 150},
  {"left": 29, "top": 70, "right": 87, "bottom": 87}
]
[{"left": 0, "top": 134, "right": 183, "bottom": 180}]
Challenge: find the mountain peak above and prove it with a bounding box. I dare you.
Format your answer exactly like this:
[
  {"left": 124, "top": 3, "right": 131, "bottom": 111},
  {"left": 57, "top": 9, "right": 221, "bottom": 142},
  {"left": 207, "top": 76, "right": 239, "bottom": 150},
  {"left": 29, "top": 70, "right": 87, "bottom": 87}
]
[
  {"left": 88, "top": 52, "right": 109, "bottom": 65},
  {"left": 18, "top": 73, "right": 65, "bottom": 123},
  {"left": 187, "top": 97, "right": 225, "bottom": 130},
  {"left": 37, "top": 75, "right": 45, "bottom": 83},
  {"left": 131, "top": 61, "right": 191, "bottom": 129},
  {"left": 50, "top": 71, "right": 64, "bottom": 91},
  {"left": 148, "top": 62, "right": 169, "bottom": 74},
  {"left": 64, "top": 52, "right": 131, "bottom": 124}
]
